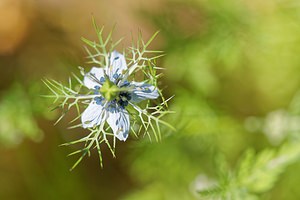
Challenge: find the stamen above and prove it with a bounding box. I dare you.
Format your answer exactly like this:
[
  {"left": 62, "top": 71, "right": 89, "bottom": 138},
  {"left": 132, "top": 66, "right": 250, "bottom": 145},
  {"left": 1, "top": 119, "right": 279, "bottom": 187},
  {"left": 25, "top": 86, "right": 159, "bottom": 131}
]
[
  {"left": 121, "top": 81, "right": 130, "bottom": 87},
  {"left": 94, "top": 96, "right": 104, "bottom": 105},
  {"left": 100, "top": 77, "right": 105, "bottom": 83},
  {"left": 113, "top": 73, "right": 120, "bottom": 80}
]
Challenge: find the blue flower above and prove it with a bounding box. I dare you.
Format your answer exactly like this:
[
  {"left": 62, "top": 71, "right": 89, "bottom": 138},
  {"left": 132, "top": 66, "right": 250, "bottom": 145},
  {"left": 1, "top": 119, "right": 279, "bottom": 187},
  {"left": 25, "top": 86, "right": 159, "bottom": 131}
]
[{"left": 81, "top": 50, "right": 159, "bottom": 141}]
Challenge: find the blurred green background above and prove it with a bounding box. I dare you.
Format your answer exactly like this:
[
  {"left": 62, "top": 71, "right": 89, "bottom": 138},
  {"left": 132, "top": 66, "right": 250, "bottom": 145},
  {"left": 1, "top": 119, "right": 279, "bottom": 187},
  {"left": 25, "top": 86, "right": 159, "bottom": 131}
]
[{"left": 1, "top": 0, "right": 300, "bottom": 199}]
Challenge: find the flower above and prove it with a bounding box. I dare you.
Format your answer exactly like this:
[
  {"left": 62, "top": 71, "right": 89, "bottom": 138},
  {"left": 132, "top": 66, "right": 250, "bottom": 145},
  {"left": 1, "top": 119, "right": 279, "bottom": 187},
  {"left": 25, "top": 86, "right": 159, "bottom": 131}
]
[{"left": 81, "top": 50, "right": 159, "bottom": 141}]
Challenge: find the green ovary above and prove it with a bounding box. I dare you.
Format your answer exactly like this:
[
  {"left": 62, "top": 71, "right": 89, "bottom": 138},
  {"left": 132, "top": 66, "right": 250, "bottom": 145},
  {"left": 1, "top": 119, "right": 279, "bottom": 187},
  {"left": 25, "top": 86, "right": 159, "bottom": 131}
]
[{"left": 100, "top": 80, "right": 120, "bottom": 102}]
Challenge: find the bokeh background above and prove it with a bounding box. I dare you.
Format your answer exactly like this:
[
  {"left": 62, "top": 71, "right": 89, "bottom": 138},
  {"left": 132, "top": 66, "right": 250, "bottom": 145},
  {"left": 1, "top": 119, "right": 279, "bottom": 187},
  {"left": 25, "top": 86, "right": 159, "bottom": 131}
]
[{"left": 1, "top": 0, "right": 300, "bottom": 199}]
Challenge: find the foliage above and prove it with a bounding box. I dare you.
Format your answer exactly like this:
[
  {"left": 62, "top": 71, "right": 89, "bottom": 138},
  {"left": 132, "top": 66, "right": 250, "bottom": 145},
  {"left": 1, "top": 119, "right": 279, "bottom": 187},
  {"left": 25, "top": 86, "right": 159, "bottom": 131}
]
[
  {"left": 197, "top": 143, "right": 300, "bottom": 200},
  {"left": 0, "top": 83, "right": 48, "bottom": 147},
  {"left": 42, "top": 20, "right": 174, "bottom": 170}
]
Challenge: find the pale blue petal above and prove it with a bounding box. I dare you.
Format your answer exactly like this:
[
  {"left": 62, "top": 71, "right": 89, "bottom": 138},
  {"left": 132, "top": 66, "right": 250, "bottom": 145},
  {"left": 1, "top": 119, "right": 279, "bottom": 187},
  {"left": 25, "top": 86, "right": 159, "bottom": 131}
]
[
  {"left": 130, "top": 81, "right": 159, "bottom": 103},
  {"left": 107, "top": 107, "right": 130, "bottom": 141},
  {"left": 81, "top": 101, "right": 105, "bottom": 128},
  {"left": 83, "top": 67, "right": 105, "bottom": 89},
  {"left": 107, "top": 50, "right": 127, "bottom": 81}
]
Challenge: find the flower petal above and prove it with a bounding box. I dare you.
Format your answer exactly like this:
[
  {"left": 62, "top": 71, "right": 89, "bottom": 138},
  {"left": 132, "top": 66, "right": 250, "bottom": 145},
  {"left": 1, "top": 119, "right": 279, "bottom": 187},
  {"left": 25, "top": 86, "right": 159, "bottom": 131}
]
[
  {"left": 107, "top": 107, "right": 130, "bottom": 141},
  {"left": 107, "top": 50, "right": 127, "bottom": 81},
  {"left": 130, "top": 81, "right": 159, "bottom": 103},
  {"left": 83, "top": 67, "right": 105, "bottom": 89},
  {"left": 81, "top": 100, "right": 105, "bottom": 128}
]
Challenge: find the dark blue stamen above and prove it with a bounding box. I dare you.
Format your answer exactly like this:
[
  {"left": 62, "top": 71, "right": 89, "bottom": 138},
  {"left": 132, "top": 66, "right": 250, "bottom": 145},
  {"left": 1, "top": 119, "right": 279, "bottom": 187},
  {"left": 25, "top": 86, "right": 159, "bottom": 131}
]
[
  {"left": 100, "top": 77, "right": 105, "bottom": 83},
  {"left": 94, "top": 86, "right": 100, "bottom": 94},
  {"left": 102, "top": 77, "right": 132, "bottom": 110},
  {"left": 108, "top": 100, "right": 116, "bottom": 107},
  {"left": 105, "top": 91, "right": 131, "bottom": 110},
  {"left": 94, "top": 96, "right": 104, "bottom": 105},
  {"left": 113, "top": 73, "right": 120, "bottom": 80},
  {"left": 116, "top": 91, "right": 131, "bottom": 109},
  {"left": 121, "top": 81, "right": 130, "bottom": 87},
  {"left": 107, "top": 100, "right": 117, "bottom": 111}
]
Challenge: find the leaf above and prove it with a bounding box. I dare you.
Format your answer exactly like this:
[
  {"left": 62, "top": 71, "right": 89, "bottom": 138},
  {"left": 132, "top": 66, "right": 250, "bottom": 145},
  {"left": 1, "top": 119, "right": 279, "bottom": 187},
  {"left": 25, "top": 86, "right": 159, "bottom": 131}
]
[{"left": 236, "top": 143, "right": 300, "bottom": 193}]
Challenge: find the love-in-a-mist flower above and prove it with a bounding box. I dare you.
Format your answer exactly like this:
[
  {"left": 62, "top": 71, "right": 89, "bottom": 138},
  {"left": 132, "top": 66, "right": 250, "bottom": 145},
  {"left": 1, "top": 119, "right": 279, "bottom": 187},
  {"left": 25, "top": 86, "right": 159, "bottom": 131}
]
[
  {"left": 81, "top": 50, "right": 159, "bottom": 141},
  {"left": 43, "top": 26, "right": 173, "bottom": 170}
]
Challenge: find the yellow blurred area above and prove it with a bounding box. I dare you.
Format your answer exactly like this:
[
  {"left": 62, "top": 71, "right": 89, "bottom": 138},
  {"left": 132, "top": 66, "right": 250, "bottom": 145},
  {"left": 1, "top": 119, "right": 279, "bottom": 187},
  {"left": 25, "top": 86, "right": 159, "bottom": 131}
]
[
  {"left": 0, "top": 0, "right": 164, "bottom": 55},
  {"left": 0, "top": 0, "right": 32, "bottom": 54}
]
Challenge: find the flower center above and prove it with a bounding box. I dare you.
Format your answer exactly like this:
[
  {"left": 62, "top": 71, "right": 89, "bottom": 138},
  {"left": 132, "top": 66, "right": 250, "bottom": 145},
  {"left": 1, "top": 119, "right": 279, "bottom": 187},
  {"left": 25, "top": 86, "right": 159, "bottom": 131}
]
[
  {"left": 117, "top": 91, "right": 131, "bottom": 109},
  {"left": 100, "top": 80, "right": 120, "bottom": 102}
]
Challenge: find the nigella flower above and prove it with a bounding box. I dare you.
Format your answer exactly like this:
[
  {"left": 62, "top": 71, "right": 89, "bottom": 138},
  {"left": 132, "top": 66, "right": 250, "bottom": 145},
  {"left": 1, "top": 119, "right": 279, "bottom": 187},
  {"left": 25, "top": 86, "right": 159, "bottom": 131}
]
[{"left": 81, "top": 50, "right": 159, "bottom": 141}]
